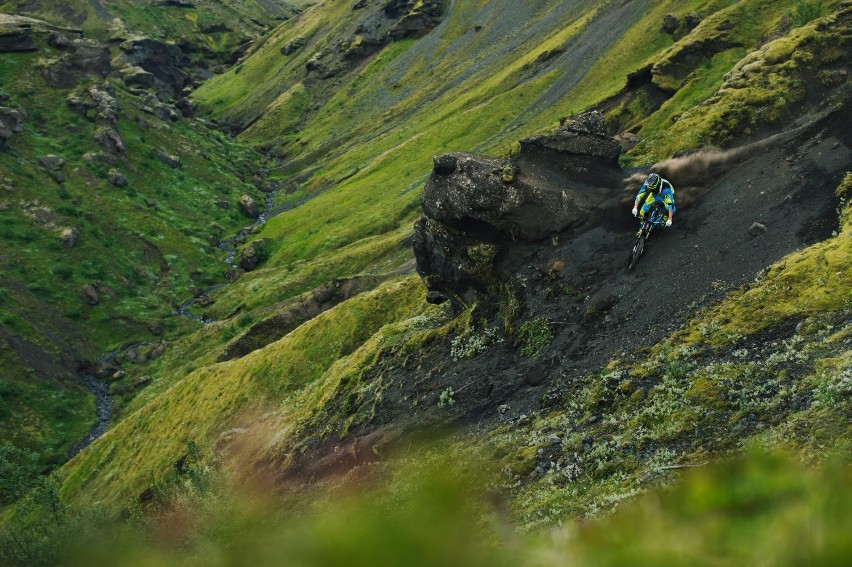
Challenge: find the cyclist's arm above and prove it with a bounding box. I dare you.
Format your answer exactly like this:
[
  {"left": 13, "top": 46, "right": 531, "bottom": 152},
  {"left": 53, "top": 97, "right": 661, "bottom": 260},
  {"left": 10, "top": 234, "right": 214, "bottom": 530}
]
[{"left": 634, "top": 183, "right": 648, "bottom": 209}]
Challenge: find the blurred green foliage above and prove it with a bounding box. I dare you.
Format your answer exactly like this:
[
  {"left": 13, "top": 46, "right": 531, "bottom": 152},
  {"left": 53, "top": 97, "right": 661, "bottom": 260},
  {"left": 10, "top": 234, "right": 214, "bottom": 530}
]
[{"left": 2, "top": 450, "right": 850, "bottom": 566}]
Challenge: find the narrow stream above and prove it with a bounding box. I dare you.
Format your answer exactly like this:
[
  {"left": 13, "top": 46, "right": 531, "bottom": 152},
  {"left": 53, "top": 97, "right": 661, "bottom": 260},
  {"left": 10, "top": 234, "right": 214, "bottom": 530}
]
[
  {"left": 69, "top": 374, "right": 112, "bottom": 458},
  {"left": 73, "top": 181, "right": 286, "bottom": 453}
]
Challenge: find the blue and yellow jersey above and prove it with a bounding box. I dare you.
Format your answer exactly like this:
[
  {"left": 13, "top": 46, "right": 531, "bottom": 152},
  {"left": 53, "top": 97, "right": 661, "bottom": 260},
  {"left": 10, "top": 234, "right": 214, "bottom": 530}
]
[{"left": 635, "top": 178, "right": 675, "bottom": 215}]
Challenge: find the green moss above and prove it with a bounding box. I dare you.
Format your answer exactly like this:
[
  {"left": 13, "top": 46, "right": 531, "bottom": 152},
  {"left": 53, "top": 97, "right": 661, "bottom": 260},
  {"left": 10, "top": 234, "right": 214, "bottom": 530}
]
[
  {"left": 629, "top": 4, "right": 849, "bottom": 162},
  {"left": 59, "top": 276, "right": 425, "bottom": 511}
]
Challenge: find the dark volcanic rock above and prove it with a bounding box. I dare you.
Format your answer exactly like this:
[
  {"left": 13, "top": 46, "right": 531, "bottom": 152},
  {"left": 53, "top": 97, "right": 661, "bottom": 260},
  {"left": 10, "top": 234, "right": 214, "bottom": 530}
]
[
  {"left": 174, "top": 97, "right": 195, "bottom": 118},
  {"left": 82, "top": 284, "right": 100, "bottom": 305},
  {"left": 120, "top": 66, "right": 155, "bottom": 88},
  {"left": 118, "top": 37, "right": 191, "bottom": 97},
  {"left": 108, "top": 168, "right": 129, "bottom": 187},
  {"left": 94, "top": 126, "right": 126, "bottom": 156},
  {"left": 422, "top": 153, "right": 578, "bottom": 241},
  {"left": 0, "top": 22, "right": 36, "bottom": 52},
  {"left": 662, "top": 14, "right": 680, "bottom": 35},
  {"left": 40, "top": 154, "right": 66, "bottom": 182},
  {"left": 59, "top": 227, "right": 80, "bottom": 248},
  {"left": 238, "top": 194, "right": 260, "bottom": 219},
  {"left": 281, "top": 37, "right": 305, "bottom": 55},
  {"left": 42, "top": 39, "right": 111, "bottom": 87},
  {"left": 749, "top": 222, "right": 767, "bottom": 236},
  {"left": 155, "top": 149, "right": 182, "bottom": 168},
  {"left": 385, "top": 0, "right": 444, "bottom": 40},
  {"left": 40, "top": 155, "right": 65, "bottom": 170},
  {"left": 0, "top": 106, "right": 25, "bottom": 146},
  {"left": 239, "top": 238, "right": 270, "bottom": 271},
  {"left": 520, "top": 112, "right": 621, "bottom": 161},
  {"left": 685, "top": 13, "right": 703, "bottom": 30},
  {"left": 47, "top": 31, "right": 74, "bottom": 50},
  {"left": 414, "top": 112, "right": 623, "bottom": 306}
]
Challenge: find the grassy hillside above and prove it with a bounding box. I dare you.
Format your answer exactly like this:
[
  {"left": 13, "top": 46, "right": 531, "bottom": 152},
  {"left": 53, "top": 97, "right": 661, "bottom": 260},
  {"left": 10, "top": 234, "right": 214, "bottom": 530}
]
[
  {"left": 0, "top": 30, "right": 263, "bottom": 465},
  {"left": 0, "top": 0, "right": 297, "bottom": 59},
  {"left": 0, "top": 1, "right": 848, "bottom": 561},
  {"left": 21, "top": 0, "right": 840, "bottom": 507},
  {"left": 193, "top": 0, "right": 814, "bottom": 321}
]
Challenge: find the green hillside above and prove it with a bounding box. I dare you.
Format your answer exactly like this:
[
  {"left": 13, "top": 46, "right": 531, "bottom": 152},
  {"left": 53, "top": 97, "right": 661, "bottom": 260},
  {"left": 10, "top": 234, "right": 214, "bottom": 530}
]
[
  {"left": 0, "top": 0, "right": 849, "bottom": 563},
  {"left": 0, "top": 12, "right": 265, "bottom": 465}
]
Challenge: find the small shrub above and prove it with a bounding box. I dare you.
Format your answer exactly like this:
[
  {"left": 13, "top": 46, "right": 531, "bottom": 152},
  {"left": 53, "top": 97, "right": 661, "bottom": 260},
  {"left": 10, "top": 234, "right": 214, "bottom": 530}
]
[
  {"left": 51, "top": 265, "right": 74, "bottom": 281},
  {"left": 438, "top": 387, "right": 456, "bottom": 408},
  {"left": 517, "top": 319, "right": 553, "bottom": 359},
  {"left": 498, "top": 285, "right": 521, "bottom": 333},
  {"left": 788, "top": 0, "right": 826, "bottom": 28},
  {"left": 450, "top": 326, "right": 503, "bottom": 361},
  {"left": 0, "top": 442, "right": 41, "bottom": 505}
]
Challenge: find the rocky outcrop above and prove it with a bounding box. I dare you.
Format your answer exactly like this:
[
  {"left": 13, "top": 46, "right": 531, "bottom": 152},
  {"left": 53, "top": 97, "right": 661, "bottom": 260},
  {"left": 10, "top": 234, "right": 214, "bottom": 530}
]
[
  {"left": 155, "top": 149, "right": 182, "bottom": 168},
  {"left": 0, "top": 106, "right": 25, "bottom": 146},
  {"left": 280, "top": 36, "right": 305, "bottom": 55},
  {"left": 42, "top": 38, "right": 111, "bottom": 88},
  {"left": 108, "top": 168, "right": 129, "bottom": 187},
  {"left": 64, "top": 84, "right": 126, "bottom": 157},
  {"left": 239, "top": 194, "right": 260, "bottom": 219},
  {"left": 385, "top": 0, "right": 443, "bottom": 40},
  {"left": 117, "top": 37, "right": 191, "bottom": 97},
  {"left": 82, "top": 284, "right": 100, "bottom": 306},
  {"left": 0, "top": 21, "right": 36, "bottom": 52},
  {"left": 414, "top": 112, "right": 623, "bottom": 306},
  {"left": 40, "top": 154, "right": 66, "bottom": 183},
  {"left": 59, "top": 226, "right": 80, "bottom": 248},
  {"left": 120, "top": 65, "right": 155, "bottom": 88},
  {"left": 651, "top": 16, "right": 741, "bottom": 93},
  {"left": 519, "top": 111, "right": 622, "bottom": 163}
]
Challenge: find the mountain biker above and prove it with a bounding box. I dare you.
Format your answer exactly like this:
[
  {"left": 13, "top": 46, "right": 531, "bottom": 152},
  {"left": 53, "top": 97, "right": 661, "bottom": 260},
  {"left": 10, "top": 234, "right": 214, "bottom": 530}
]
[{"left": 631, "top": 173, "right": 675, "bottom": 227}]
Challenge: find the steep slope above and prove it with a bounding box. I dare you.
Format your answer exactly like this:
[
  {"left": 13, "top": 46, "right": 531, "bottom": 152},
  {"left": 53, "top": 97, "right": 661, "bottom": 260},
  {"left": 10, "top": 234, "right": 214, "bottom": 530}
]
[
  {"left": 0, "top": 0, "right": 298, "bottom": 62},
  {"left": 192, "top": 0, "right": 809, "bottom": 323},
  {"left": 46, "top": 0, "right": 851, "bottom": 521},
  {"left": 0, "top": 18, "right": 266, "bottom": 466}
]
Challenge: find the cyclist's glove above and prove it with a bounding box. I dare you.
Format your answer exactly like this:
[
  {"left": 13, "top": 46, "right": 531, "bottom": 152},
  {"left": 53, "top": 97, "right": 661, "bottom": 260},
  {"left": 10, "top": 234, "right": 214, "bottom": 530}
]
[{"left": 665, "top": 219, "right": 672, "bottom": 227}]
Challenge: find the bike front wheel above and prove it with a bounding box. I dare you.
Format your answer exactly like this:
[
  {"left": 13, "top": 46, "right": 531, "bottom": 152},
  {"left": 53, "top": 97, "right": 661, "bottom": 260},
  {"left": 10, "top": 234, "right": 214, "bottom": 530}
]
[{"left": 627, "top": 235, "right": 645, "bottom": 271}]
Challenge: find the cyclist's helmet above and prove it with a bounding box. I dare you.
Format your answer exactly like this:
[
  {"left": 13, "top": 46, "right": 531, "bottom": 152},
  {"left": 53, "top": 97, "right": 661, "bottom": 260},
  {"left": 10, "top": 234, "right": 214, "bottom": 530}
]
[{"left": 646, "top": 173, "right": 661, "bottom": 193}]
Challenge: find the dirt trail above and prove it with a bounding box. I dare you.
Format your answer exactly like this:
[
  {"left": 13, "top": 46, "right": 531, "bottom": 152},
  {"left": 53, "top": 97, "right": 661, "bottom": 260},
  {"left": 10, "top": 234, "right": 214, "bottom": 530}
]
[
  {"left": 296, "top": 111, "right": 851, "bottom": 470},
  {"left": 513, "top": 113, "right": 850, "bottom": 384}
]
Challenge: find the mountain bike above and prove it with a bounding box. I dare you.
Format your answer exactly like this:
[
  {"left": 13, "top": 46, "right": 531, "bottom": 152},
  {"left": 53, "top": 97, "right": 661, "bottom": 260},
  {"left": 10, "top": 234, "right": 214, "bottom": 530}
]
[{"left": 627, "top": 203, "right": 667, "bottom": 271}]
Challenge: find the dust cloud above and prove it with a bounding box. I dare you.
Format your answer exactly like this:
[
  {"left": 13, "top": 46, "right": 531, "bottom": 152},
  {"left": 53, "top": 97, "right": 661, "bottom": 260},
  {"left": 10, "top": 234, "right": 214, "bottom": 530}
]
[{"left": 622, "top": 134, "right": 784, "bottom": 206}]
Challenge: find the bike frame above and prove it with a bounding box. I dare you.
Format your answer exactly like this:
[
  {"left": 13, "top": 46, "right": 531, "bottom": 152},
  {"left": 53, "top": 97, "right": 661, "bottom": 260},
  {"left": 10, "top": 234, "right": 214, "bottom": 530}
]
[{"left": 628, "top": 203, "right": 667, "bottom": 271}]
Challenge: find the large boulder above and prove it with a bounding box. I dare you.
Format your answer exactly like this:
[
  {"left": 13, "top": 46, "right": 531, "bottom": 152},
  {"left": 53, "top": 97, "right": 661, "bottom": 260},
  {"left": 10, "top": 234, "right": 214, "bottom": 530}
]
[
  {"left": 82, "top": 284, "right": 100, "bottom": 306},
  {"left": 40, "top": 154, "right": 66, "bottom": 183},
  {"left": 59, "top": 226, "right": 80, "bottom": 248},
  {"left": 239, "top": 238, "right": 270, "bottom": 271},
  {"left": 108, "top": 168, "right": 129, "bottom": 187},
  {"left": 42, "top": 39, "right": 111, "bottom": 88},
  {"left": 414, "top": 111, "right": 622, "bottom": 306}
]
